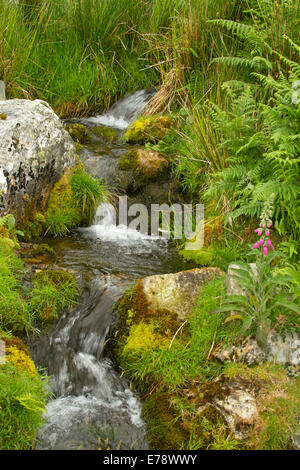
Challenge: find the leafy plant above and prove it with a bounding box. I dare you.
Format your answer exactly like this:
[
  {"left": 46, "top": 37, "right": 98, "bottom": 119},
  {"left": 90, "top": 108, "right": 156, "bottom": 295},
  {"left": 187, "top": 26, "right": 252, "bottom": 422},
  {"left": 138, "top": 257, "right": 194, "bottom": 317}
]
[{"left": 213, "top": 201, "right": 300, "bottom": 346}]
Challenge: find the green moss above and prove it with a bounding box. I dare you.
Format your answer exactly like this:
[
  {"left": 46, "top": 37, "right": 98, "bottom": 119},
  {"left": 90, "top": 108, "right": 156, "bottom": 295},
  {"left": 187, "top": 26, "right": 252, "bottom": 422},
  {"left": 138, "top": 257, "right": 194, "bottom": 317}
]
[
  {"left": 44, "top": 164, "right": 107, "bottom": 236},
  {"left": 124, "top": 115, "right": 174, "bottom": 144},
  {"left": 0, "top": 113, "right": 6, "bottom": 120},
  {"left": 92, "top": 125, "right": 118, "bottom": 143},
  {"left": 18, "top": 213, "right": 45, "bottom": 242},
  {"left": 143, "top": 392, "right": 190, "bottom": 450},
  {"left": 180, "top": 247, "right": 213, "bottom": 266},
  {"left": 66, "top": 123, "right": 92, "bottom": 144}
]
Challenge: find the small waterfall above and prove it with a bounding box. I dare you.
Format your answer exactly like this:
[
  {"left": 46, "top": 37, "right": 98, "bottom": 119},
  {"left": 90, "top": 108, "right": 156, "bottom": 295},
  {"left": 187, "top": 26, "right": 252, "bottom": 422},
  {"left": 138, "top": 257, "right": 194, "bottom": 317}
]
[
  {"left": 81, "top": 88, "right": 156, "bottom": 129},
  {"left": 77, "top": 202, "right": 165, "bottom": 243}
]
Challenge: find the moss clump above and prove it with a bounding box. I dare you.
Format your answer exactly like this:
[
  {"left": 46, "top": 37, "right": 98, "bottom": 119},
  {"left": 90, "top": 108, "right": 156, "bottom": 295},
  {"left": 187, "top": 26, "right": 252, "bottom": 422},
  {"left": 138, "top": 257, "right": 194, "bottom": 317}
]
[
  {"left": 66, "top": 123, "right": 92, "bottom": 144},
  {"left": 0, "top": 113, "right": 6, "bottom": 120},
  {"left": 180, "top": 247, "right": 214, "bottom": 267},
  {"left": 44, "top": 164, "right": 107, "bottom": 236},
  {"left": 18, "top": 213, "right": 46, "bottom": 242},
  {"left": 124, "top": 115, "right": 174, "bottom": 144},
  {"left": 92, "top": 125, "right": 118, "bottom": 143},
  {"left": 118, "top": 148, "right": 169, "bottom": 182},
  {"left": 123, "top": 322, "right": 169, "bottom": 355},
  {"left": 6, "top": 346, "right": 38, "bottom": 378},
  {"left": 3, "top": 337, "right": 30, "bottom": 356},
  {"left": 143, "top": 392, "right": 190, "bottom": 450}
]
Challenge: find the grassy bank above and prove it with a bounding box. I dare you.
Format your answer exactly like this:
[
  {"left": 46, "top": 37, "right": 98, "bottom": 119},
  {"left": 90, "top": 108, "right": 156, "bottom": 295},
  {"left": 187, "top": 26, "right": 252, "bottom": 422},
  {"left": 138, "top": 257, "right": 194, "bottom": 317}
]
[{"left": 3, "top": 1, "right": 298, "bottom": 117}]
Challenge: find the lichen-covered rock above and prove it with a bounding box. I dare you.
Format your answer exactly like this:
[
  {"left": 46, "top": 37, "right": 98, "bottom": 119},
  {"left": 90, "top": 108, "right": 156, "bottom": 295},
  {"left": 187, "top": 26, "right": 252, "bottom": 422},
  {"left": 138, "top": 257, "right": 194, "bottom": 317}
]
[
  {"left": 141, "top": 267, "right": 222, "bottom": 321},
  {"left": 213, "top": 332, "right": 300, "bottom": 375},
  {"left": 118, "top": 147, "right": 169, "bottom": 183},
  {"left": 0, "top": 99, "right": 77, "bottom": 219},
  {"left": 124, "top": 115, "right": 174, "bottom": 144},
  {"left": 211, "top": 378, "right": 258, "bottom": 440}
]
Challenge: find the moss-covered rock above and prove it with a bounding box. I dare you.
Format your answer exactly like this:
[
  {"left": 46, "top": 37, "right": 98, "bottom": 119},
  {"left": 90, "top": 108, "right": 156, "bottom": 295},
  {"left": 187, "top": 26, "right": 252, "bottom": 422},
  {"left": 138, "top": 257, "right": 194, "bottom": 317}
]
[
  {"left": 124, "top": 115, "right": 174, "bottom": 144},
  {"left": 66, "top": 123, "right": 92, "bottom": 144},
  {"left": 118, "top": 148, "right": 169, "bottom": 183},
  {"left": 91, "top": 125, "right": 118, "bottom": 143}
]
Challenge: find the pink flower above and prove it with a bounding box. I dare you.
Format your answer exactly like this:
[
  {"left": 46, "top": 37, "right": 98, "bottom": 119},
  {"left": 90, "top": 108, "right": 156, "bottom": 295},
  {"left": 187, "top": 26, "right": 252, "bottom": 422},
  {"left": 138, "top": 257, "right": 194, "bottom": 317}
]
[
  {"left": 253, "top": 242, "right": 259, "bottom": 249},
  {"left": 263, "top": 246, "right": 268, "bottom": 256},
  {"left": 255, "top": 228, "right": 263, "bottom": 236},
  {"left": 265, "top": 229, "right": 270, "bottom": 237},
  {"left": 267, "top": 239, "right": 274, "bottom": 250},
  {"left": 258, "top": 238, "right": 264, "bottom": 246},
  {"left": 268, "top": 221, "right": 273, "bottom": 227}
]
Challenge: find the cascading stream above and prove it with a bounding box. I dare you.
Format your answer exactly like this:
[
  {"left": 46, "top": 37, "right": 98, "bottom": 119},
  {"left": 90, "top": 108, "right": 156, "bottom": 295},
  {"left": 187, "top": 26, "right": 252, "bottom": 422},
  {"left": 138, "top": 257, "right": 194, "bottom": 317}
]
[{"left": 31, "top": 90, "right": 191, "bottom": 450}]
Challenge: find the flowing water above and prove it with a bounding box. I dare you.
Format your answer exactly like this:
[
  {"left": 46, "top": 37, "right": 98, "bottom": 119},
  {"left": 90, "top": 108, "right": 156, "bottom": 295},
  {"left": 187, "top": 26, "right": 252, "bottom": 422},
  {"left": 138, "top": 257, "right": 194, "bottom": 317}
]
[{"left": 31, "top": 90, "right": 193, "bottom": 450}]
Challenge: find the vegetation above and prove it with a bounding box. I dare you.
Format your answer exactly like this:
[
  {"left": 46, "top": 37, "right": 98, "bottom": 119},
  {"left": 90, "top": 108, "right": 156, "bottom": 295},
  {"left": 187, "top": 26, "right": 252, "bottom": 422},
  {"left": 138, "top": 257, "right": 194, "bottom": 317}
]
[
  {"left": 30, "top": 270, "right": 78, "bottom": 323},
  {"left": 0, "top": 0, "right": 299, "bottom": 452}
]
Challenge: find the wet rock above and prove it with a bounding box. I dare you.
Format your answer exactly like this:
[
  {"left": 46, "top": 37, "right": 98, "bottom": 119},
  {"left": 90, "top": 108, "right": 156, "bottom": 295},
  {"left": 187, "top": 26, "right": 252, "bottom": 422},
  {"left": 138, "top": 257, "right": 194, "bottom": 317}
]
[
  {"left": 141, "top": 267, "right": 222, "bottom": 321},
  {"left": 0, "top": 99, "right": 77, "bottom": 218}
]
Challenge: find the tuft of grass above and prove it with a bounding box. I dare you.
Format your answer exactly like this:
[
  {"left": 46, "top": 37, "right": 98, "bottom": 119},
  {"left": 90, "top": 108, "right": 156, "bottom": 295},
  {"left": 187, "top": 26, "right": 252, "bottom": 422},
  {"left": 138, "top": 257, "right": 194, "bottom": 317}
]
[{"left": 30, "top": 270, "right": 78, "bottom": 323}]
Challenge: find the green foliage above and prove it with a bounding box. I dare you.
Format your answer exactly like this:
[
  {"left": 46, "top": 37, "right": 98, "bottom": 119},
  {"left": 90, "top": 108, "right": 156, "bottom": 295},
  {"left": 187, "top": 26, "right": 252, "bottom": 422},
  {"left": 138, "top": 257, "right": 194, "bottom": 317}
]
[
  {"left": 0, "top": 214, "right": 24, "bottom": 249},
  {"left": 0, "top": 362, "right": 49, "bottom": 450},
  {"left": 117, "top": 276, "right": 228, "bottom": 390},
  {"left": 44, "top": 168, "right": 107, "bottom": 237},
  {"left": 71, "top": 171, "right": 107, "bottom": 225},
  {"left": 0, "top": 244, "right": 33, "bottom": 333},
  {"left": 30, "top": 270, "right": 78, "bottom": 323},
  {"left": 214, "top": 251, "right": 300, "bottom": 347}
]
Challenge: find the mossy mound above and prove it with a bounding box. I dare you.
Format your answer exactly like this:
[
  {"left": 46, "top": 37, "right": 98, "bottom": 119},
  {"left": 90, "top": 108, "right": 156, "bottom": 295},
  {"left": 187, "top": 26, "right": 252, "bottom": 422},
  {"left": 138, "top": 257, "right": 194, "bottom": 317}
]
[
  {"left": 0, "top": 113, "right": 6, "bottom": 120},
  {"left": 124, "top": 115, "right": 174, "bottom": 144},
  {"left": 3, "top": 336, "right": 30, "bottom": 357},
  {"left": 6, "top": 345, "right": 38, "bottom": 378},
  {"left": 118, "top": 148, "right": 169, "bottom": 183},
  {"left": 92, "top": 125, "right": 118, "bottom": 143},
  {"left": 66, "top": 123, "right": 92, "bottom": 144}
]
